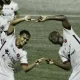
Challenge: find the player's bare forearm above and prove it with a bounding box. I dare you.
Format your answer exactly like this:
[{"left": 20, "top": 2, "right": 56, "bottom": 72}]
[
  {"left": 46, "top": 58, "right": 71, "bottom": 71},
  {"left": 21, "top": 62, "right": 36, "bottom": 72},
  {"left": 37, "top": 15, "right": 66, "bottom": 22},
  {"left": 21, "top": 58, "right": 44, "bottom": 72},
  {"left": 46, "top": 15, "right": 67, "bottom": 21},
  {"left": 10, "top": 17, "right": 25, "bottom": 26},
  {"left": 53, "top": 60, "right": 71, "bottom": 71},
  {"left": 47, "top": 15, "right": 71, "bottom": 29}
]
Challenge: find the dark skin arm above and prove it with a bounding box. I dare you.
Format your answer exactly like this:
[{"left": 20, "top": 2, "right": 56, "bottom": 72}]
[
  {"left": 37, "top": 15, "right": 71, "bottom": 30},
  {"left": 45, "top": 58, "right": 71, "bottom": 71}
]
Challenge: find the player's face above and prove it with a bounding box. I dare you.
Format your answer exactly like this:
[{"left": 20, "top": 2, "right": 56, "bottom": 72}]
[
  {"left": 18, "top": 33, "right": 30, "bottom": 47},
  {"left": 49, "top": 36, "right": 59, "bottom": 44},
  {"left": 49, "top": 34, "right": 63, "bottom": 45}
]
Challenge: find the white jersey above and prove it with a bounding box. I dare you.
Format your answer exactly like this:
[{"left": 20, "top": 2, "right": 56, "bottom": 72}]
[
  {"left": 2, "top": 1, "right": 19, "bottom": 22},
  {"left": 0, "top": 33, "right": 28, "bottom": 80},
  {"left": 59, "top": 27, "right": 80, "bottom": 80},
  {"left": 0, "top": 15, "right": 10, "bottom": 48},
  {"left": 0, "top": 15, "right": 10, "bottom": 33}
]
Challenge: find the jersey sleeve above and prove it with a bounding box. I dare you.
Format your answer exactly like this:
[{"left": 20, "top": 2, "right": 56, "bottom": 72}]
[
  {"left": 20, "top": 51, "right": 28, "bottom": 64},
  {"left": 63, "top": 27, "right": 75, "bottom": 35}
]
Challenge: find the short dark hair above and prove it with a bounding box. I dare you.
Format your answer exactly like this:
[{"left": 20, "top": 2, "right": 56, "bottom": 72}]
[
  {"left": 48, "top": 31, "right": 60, "bottom": 44},
  {"left": 19, "top": 30, "right": 31, "bottom": 38}
]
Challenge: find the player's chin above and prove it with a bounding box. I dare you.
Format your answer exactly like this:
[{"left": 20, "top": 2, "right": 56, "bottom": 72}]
[{"left": 21, "top": 43, "right": 26, "bottom": 47}]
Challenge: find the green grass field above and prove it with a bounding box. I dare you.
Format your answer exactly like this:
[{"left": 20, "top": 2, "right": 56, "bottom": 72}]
[{"left": 12, "top": 0, "right": 80, "bottom": 80}]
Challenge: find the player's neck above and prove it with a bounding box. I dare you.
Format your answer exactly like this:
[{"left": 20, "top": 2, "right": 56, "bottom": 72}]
[{"left": 15, "top": 39, "right": 22, "bottom": 49}]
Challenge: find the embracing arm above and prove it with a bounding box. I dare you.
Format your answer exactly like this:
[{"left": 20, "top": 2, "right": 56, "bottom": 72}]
[
  {"left": 10, "top": 17, "right": 25, "bottom": 26},
  {"left": 10, "top": 15, "right": 31, "bottom": 26},
  {"left": 6, "top": 24, "right": 14, "bottom": 35},
  {"left": 38, "top": 15, "right": 71, "bottom": 30}
]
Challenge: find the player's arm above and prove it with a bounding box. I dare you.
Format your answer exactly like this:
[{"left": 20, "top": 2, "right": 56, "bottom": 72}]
[
  {"left": 6, "top": 24, "right": 14, "bottom": 35},
  {"left": 7, "top": 15, "right": 33, "bottom": 35},
  {"left": 21, "top": 58, "right": 44, "bottom": 72},
  {"left": 37, "top": 15, "right": 71, "bottom": 30},
  {"left": 10, "top": 17, "right": 25, "bottom": 26},
  {"left": 45, "top": 58, "right": 71, "bottom": 71},
  {"left": 10, "top": 15, "right": 31, "bottom": 26},
  {"left": 21, "top": 62, "right": 36, "bottom": 72}
]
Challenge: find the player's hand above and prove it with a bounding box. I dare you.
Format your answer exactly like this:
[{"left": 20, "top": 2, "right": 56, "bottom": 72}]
[
  {"left": 24, "top": 15, "right": 35, "bottom": 21},
  {"left": 24, "top": 15, "right": 31, "bottom": 21},
  {"left": 35, "top": 57, "right": 45, "bottom": 65},
  {"left": 36, "top": 15, "right": 47, "bottom": 22},
  {"left": 45, "top": 59, "right": 54, "bottom": 64}
]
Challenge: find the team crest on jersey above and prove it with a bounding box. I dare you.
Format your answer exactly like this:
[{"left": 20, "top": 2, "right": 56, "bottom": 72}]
[{"left": 64, "top": 39, "right": 67, "bottom": 43}]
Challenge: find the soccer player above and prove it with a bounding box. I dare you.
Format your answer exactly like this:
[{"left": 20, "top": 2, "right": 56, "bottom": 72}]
[
  {"left": 0, "top": 22, "right": 44, "bottom": 80},
  {"left": 0, "top": 0, "right": 33, "bottom": 50},
  {"left": 37, "top": 15, "right": 80, "bottom": 80},
  {"left": 2, "top": 0, "right": 19, "bottom": 22}
]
